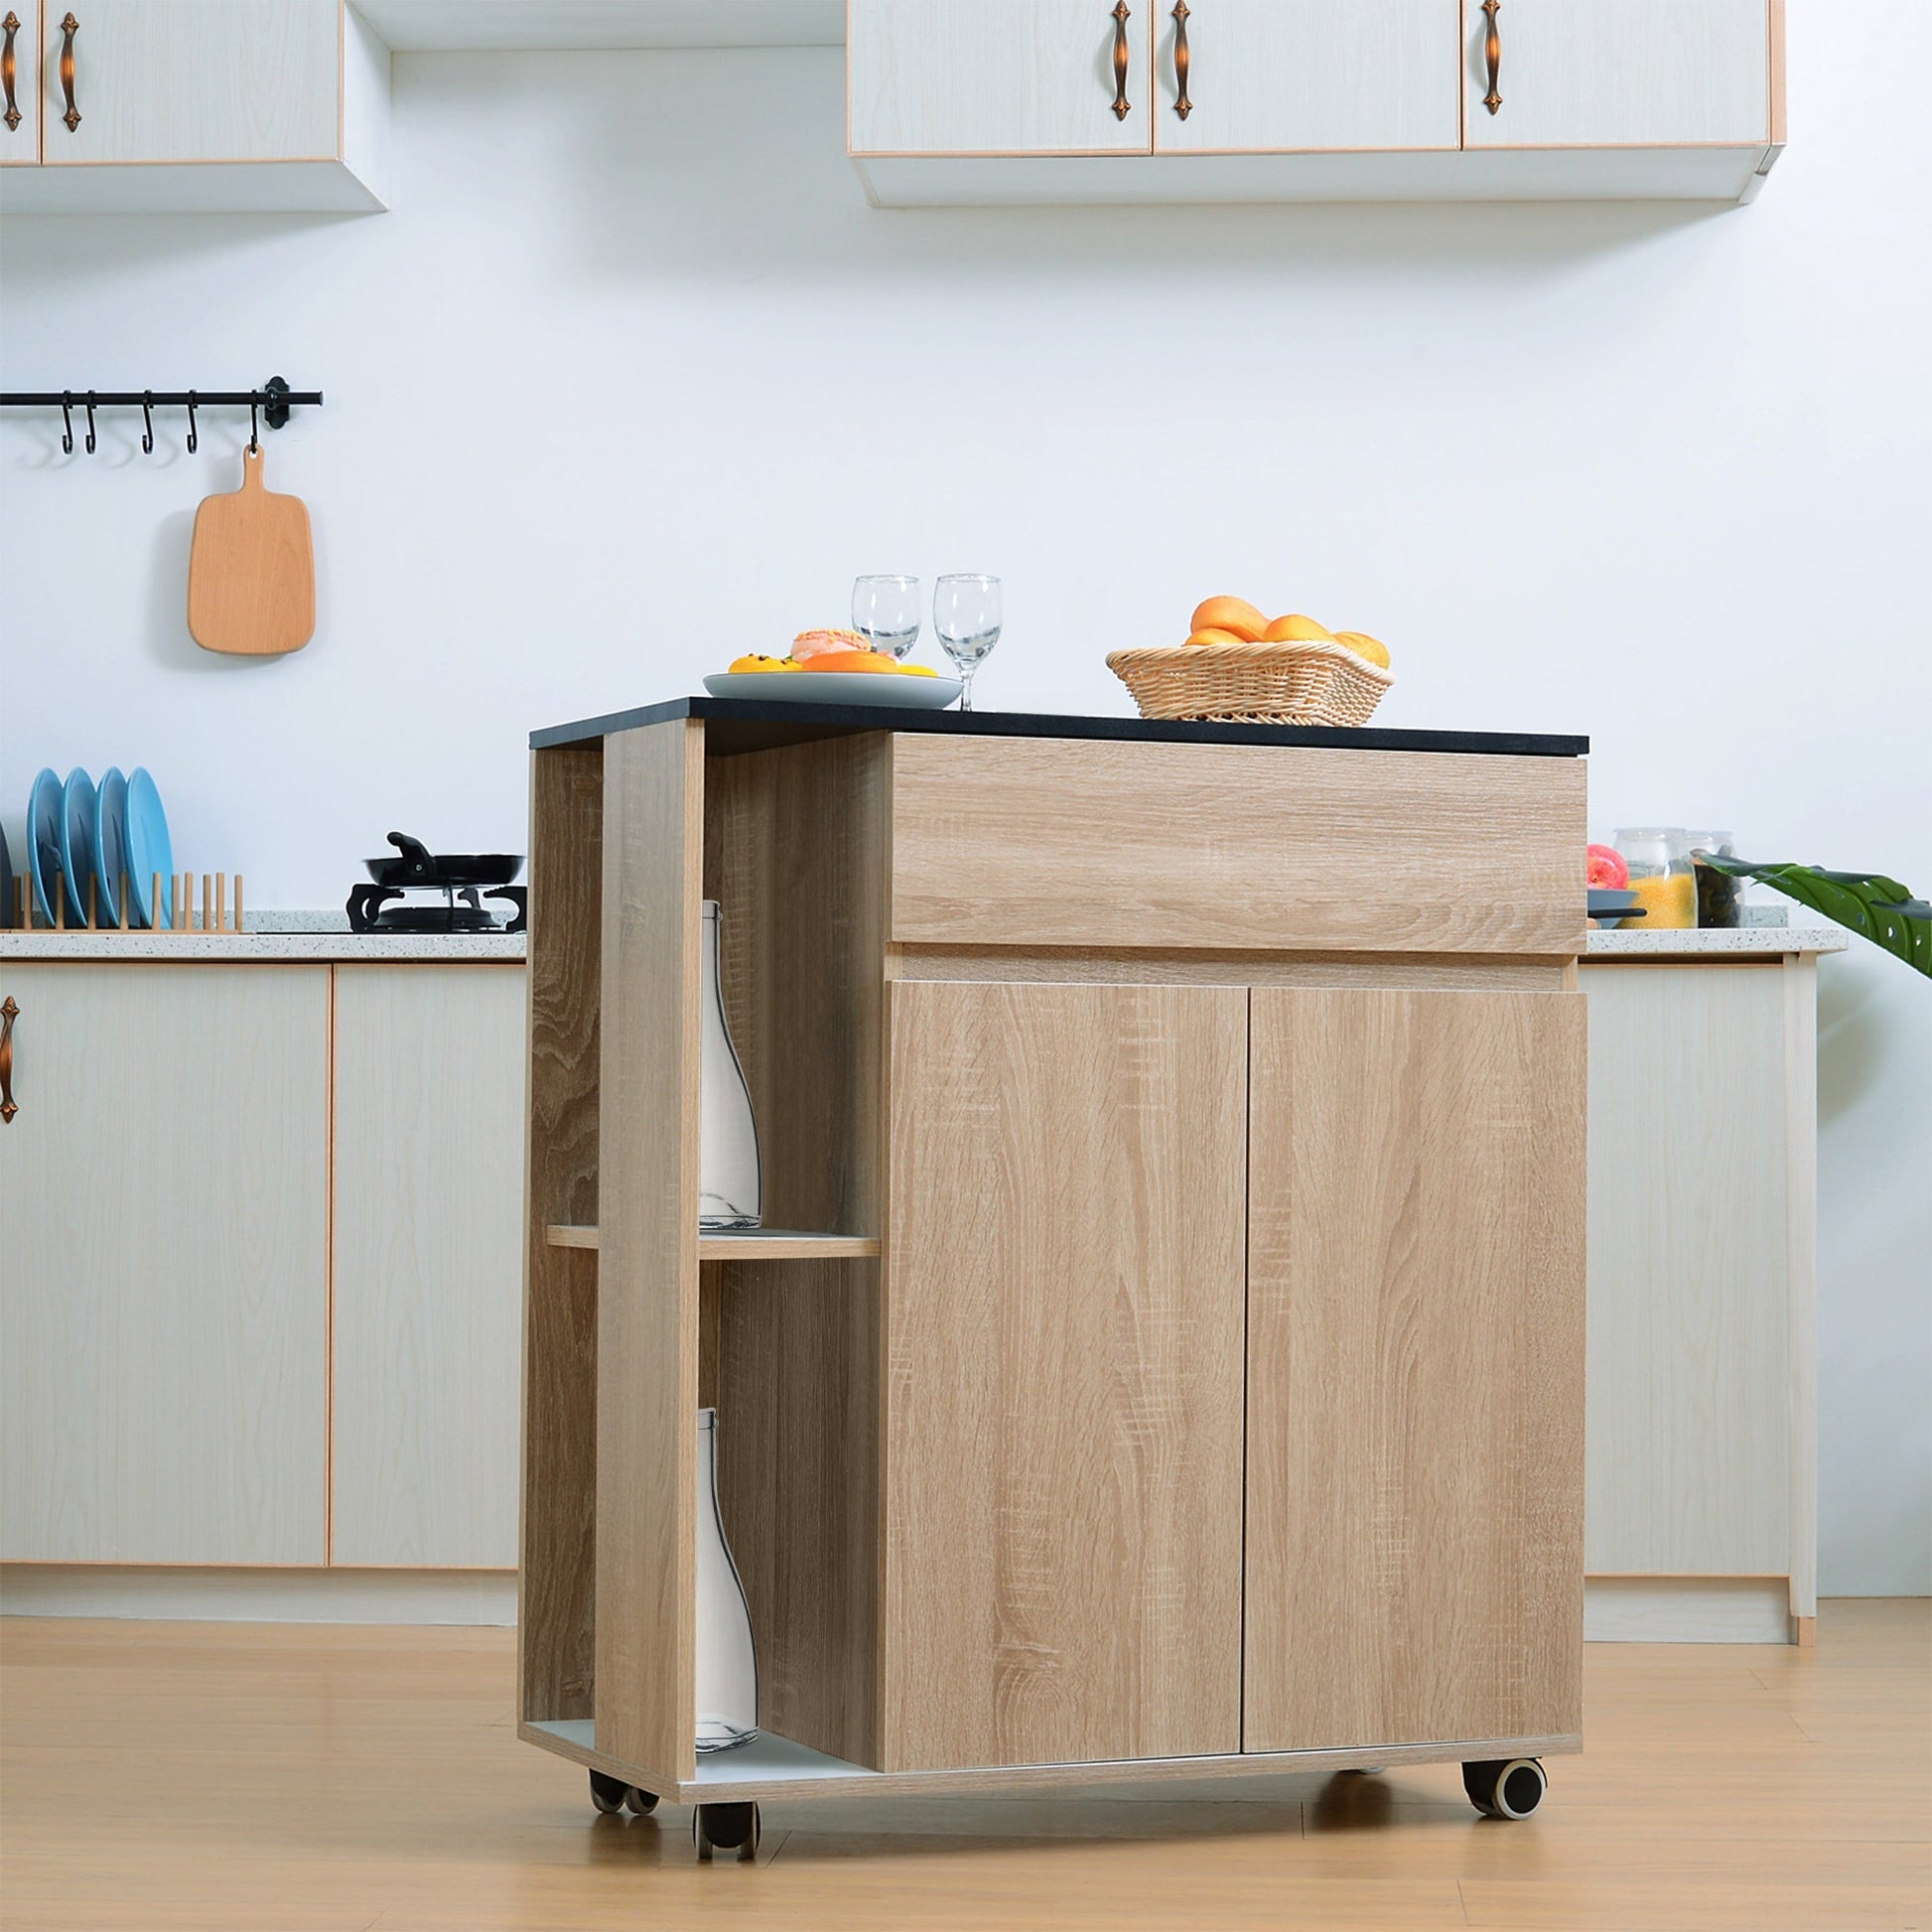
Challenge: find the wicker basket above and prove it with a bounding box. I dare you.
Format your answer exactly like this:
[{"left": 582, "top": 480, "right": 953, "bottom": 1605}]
[{"left": 1106, "top": 639, "right": 1394, "bottom": 727}]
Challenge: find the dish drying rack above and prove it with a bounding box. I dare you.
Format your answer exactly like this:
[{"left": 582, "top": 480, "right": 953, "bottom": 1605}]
[{"left": 9, "top": 871, "right": 245, "bottom": 934}]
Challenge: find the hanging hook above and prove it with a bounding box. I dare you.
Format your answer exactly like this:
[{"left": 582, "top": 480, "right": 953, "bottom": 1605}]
[
  {"left": 248, "top": 393, "right": 259, "bottom": 454},
  {"left": 185, "top": 390, "right": 198, "bottom": 454},
  {"left": 141, "top": 389, "right": 155, "bottom": 455},
  {"left": 83, "top": 389, "right": 96, "bottom": 455},
  {"left": 60, "top": 390, "right": 73, "bottom": 456}
]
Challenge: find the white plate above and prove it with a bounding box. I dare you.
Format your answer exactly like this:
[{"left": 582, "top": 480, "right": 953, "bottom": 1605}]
[{"left": 702, "top": 671, "right": 962, "bottom": 710}]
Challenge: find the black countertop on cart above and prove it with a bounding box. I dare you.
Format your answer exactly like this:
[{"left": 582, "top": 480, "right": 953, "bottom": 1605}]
[{"left": 530, "top": 697, "right": 1587, "bottom": 759}]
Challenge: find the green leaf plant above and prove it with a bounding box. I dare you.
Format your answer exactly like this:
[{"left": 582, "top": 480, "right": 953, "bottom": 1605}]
[{"left": 1700, "top": 859, "right": 1931, "bottom": 980}]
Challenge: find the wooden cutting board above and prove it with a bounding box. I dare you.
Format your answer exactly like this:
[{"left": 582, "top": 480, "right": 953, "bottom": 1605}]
[{"left": 188, "top": 445, "right": 316, "bottom": 656}]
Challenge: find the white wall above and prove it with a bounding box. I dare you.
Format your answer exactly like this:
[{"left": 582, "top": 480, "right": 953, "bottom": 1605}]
[{"left": 2, "top": 6, "right": 1927, "bottom": 1591}]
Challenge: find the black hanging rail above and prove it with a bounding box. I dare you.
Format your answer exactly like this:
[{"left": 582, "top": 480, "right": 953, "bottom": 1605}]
[{"left": 0, "top": 376, "right": 322, "bottom": 454}]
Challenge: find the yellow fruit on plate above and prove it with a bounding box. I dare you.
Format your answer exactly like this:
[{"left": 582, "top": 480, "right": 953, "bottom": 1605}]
[
  {"left": 1184, "top": 626, "right": 1248, "bottom": 647},
  {"left": 901, "top": 663, "right": 939, "bottom": 676},
  {"left": 728, "top": 653, "right": 789, "bottom": 674},
  {"left": 1263, "top": 614, "right": 1332, "bottom": 643},
  {"left": 1189, "top": 596, "right": 1268, "bottom": 641},
  {"left": 1332, "top": 629, "right": 1391, "bottom": 668}
]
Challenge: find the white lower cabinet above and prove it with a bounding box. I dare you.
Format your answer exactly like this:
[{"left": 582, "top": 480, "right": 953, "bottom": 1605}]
[
  {"left": 0, "top": 965, "right": 330, "bottom": 1564},
  {"left": 0, "top": 955, "right": 523, "bottom": 1577},
  {"left": 1582, "top": 949, "right": 1824, "bottom": 1643},
  {"left": 330, "top": 966, "right": 526, "bottom": 1568}
]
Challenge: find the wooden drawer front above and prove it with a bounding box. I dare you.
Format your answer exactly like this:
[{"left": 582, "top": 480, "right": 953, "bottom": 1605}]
[{"left": 889, "top": 736, "right": 1586, "bottom": 955}]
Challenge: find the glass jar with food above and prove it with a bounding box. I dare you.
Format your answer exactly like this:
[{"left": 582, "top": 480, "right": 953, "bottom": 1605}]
[
  {"left": 1613, "top": 828, "right": 1697, "bottom": 930},
  {"left": 1686, "top": 829, "right": 1742, "bottom": 928}
]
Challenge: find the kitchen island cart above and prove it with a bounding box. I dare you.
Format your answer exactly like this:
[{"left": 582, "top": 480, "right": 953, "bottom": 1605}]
[{"left": 517, "top": 699, "right": 1589, "bottom": 1853}]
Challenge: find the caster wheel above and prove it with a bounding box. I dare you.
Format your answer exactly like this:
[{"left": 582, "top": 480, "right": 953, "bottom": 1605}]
[
  {"left": 589, "top": 1769, "right": 629, "bottom": 1816},
  {"left": 1462, "top": 1758, "right": 1546, "bottom": 1820},
  {"left": 623, "top": 1785, "right": 659, "bottom": 1814},
  {"left": 693, "top": 1800, "right": 760, "bottom": 1863}
]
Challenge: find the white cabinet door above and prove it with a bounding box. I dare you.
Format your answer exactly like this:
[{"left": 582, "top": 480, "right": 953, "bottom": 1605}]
[
  {"left": 330, "top": 966, "right": 526, "bottom": 1569},
  {"left": 1463, "top": 0, "right": 1770, "bottom": 149},
  {"left": 2, "top": 2, "right": 41, "bottom": 165},
  {"left": 0, "top": 965, "right": 329, "bottom": 1564},
  {"left": 43, "top": 0, "right": 340, "bottom": 165},
  {"left": 1583, "top": 963, "right": 1791, "bottom": 1576},
  {"left": 849, "top": 0, "right": 1153, "bottom": 155},
  {"left": 1153, "top": 0, "right": 1459, "bottom": 154}
]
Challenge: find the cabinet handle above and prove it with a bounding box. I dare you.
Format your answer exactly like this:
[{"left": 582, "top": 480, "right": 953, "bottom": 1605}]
[
  {"left": 1480, "top": 0, "right": 1502, "bottom": 115},
  {"left": 1, "top": 996, "right": 18, "bottom": 1124},
  {"left": 1110, "top": 1, "right": 1132, "bottom": 122},
  {"left": 1171, "top": 1, "right": 1190, "bottom": 120},
  {"left": 59, "top": 11, "right": 79, "bottom": 131},
  {"left": 3, "top": 12, "right": 21, "bottom": 133}
]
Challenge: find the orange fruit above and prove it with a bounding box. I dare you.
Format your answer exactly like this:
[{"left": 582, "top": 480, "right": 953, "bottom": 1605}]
[
  {"left": 1332, "top": 629, "right": 1391, "bottom": 668},
  {"left": 1183, "top": 627, "right": 1248, "bottom": 647},
  {"left": 1189, "top": 596, "right": 1267, "bottom": 642},
  {"left": 727, "top": 653, "right": 789, "bottom": 674},
  {"left": 799, "top": 648, "right": 901, "bottom": 674},
  {"left": 900, "top": 663, "right": 939, "bottom": 676},
  {"left": 1262, "top": 614, "right": 1332, "bottom": 642},
  {"left": 792, "top": 626, "right": 870, "bottom": 660}
]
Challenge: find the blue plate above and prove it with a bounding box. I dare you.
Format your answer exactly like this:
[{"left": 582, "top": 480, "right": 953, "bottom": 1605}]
[
  {"left": 59, "top": 767, "right": 98, "bottom": 926},
  {"left": 92, "top": 766, "right": 130, "bottom": 928},
  {"left": 124, "top": 768, "right": 174, "bottom": 930},
  {"left": 26, "top": 767, "right": 64, "bottom": 926}
]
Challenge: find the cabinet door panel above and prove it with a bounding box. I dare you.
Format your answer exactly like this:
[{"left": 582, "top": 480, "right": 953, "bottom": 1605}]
[
  {"left": 332, "top": 966, "right": 527, "bottom": 1568},
  {"left": 1154, "top": 0, "right": 1459, "bottom": 153},
  {"left": 850, "top": 0, "right": 1153, "bottom": 155},
  {"left": 885, "top": 979, "right": 1246, "bottom": 1770},
  {"left": 45, "top": 0, "right": 339, "bottom": 165},
  {"left": 2, "top": 2, "right": 41, "bottom": 165},
  {"left": 0, "top": 965, "right": 328, "bottom": 1564},
  {"left": 1582, "top": 963, "right": 1789, "bottom": 1574},
  {"left": 1463, "top": 0, "right": 1770, "bottom": 149},
  {"left": 1244, "top": 987, "right": 1586, "bottom": 1752}
]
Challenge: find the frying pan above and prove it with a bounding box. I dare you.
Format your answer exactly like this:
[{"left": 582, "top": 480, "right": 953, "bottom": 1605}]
[{"left": 364, "top": 831, "right": 523, "bottom": 889}]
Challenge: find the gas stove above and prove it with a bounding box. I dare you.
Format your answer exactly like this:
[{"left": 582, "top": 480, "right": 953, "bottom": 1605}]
[{"left": 345, "top": 832, "right": 527, "bottom": 934}]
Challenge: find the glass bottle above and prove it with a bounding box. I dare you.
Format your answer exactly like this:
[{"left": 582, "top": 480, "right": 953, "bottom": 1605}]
[
  {"left": 695, "top": 1408, "right": 759, "bottom": 1753},
  {"left": 1685, "top": 829, "right": 1741, "bottom": 928},
  {"left": 699, "top": 899, "right": 761, "bottom": 1230},
  {"left": 1613, "top": 828, "right": 1697, "bottom": 930}
]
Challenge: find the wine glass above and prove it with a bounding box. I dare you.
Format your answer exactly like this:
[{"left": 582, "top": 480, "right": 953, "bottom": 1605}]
[
  {"left": 933, "top": 574, "right": 1001, "bottom": 711},
  {"left": 851, "top": 575, "right": 921, "bottom": 659}
]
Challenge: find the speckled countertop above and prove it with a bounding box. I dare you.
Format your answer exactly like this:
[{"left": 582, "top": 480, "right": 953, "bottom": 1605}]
[
  {"left": 1, "top": 919, "right": 1842, "bottom": 964},
  {"left": 1587, "top": 925, "right": 1848, "bottom": 957},
  {"left": 0, "top": 928, "right": 525, "bottom": 962}
]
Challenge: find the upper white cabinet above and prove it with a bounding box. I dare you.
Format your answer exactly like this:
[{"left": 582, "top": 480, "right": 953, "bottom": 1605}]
[
  {"left": 0, "top": 965, "right": 330, "bottom": 1566},
  {"left": 849, "top": 0, "right": 1152, "bottom": 155},
  {"left": 1463, "top": 0, "right": 1773, "bottom": 149},
  {"left": 1, "top": 4, "right": 42, "bottom": 165},
  {"left": 47, "top": 0, "right": 339, "bottom": 162},
  {"left": 851, "top": 0, "right": 1784, "bottom": 205},
  {"left": 0, "top": 0, "right": 389, "bottom": 210},
  {"left": 1152, "top": 0, "right": 1460, "bottom": 155}
]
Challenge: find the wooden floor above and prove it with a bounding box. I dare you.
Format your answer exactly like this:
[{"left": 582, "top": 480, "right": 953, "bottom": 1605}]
[{"left": 1, "top": 1599, "right": 1926, "bottom": 1931}]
